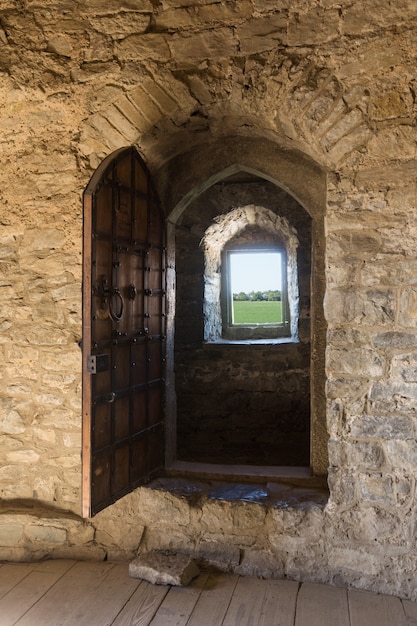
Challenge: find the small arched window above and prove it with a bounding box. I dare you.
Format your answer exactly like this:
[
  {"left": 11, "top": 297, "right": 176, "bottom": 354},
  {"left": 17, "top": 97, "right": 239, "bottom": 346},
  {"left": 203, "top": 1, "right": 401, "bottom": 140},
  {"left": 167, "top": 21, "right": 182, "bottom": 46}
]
[{"left": 201, "top": 205, "right": 299, "bottom": 343}]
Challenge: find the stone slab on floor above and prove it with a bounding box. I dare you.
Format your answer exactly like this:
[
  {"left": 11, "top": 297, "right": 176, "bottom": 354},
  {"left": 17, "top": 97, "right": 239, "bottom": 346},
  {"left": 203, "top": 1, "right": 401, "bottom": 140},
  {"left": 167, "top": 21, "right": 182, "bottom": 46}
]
[{"left": 129, "top": 550, "right": 200, "bottom": 586}]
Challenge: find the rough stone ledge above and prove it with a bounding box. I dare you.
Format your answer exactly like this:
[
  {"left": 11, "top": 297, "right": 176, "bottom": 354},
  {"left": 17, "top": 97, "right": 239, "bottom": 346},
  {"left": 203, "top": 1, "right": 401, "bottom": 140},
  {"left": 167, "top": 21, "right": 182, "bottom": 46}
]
[
  {"left": 147, "top": 475, "right": 329, "bottom": 510},
  {"left": 129, "top": 550, "right": 200, "bottom": 586}
]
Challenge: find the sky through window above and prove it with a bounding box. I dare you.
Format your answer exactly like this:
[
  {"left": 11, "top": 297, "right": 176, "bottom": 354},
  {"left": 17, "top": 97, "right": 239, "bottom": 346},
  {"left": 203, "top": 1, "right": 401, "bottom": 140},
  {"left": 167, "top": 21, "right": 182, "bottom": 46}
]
[{"left": 230, "top": 251, "right": 282, "bottom": 293}]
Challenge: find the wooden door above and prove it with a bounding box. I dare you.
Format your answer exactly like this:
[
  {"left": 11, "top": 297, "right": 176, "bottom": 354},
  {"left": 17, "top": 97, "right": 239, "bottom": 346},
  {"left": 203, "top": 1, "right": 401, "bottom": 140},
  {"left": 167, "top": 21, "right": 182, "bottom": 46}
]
[{"left": 82, "top": 147, "right": 166, "bottom": 517}]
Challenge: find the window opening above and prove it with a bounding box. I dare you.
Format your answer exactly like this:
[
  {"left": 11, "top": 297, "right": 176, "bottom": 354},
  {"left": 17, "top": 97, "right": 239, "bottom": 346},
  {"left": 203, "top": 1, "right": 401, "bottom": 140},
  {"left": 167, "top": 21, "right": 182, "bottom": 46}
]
[
  {"left": 229, "top": 250, "right": 283, "bottom": 324},
  {"left": 225, "top": 249, "right": 290, "bottom": 341}
]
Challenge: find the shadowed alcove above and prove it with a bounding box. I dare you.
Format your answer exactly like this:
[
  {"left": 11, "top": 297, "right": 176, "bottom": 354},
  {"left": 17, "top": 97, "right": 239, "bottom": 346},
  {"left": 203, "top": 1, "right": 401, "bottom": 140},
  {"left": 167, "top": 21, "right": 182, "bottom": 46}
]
[{"left": 173, "top": 170, "right": 313, "bottom": 466}]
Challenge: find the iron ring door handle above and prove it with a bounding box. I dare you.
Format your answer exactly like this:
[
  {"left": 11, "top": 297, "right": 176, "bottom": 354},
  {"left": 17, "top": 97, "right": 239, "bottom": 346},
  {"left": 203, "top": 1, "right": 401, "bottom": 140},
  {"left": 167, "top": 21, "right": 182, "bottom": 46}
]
[{"left": 108, "top": 288, "right": 124, "bottom": 322}]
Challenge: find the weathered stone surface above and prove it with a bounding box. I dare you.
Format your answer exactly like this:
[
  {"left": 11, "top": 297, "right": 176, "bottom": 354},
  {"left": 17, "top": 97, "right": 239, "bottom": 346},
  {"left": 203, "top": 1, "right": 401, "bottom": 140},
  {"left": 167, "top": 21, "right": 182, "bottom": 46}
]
[
  {"left": 236, "top": 549, "right": 284, "bottom": 578},
  {"left": 129, "top": 551, "right": 200, "bottom": 586},
  {"left": 288, "top": 8, "right": 340, "bottom": 46},
  {"left": 324, "top": 289, "right": 396, "bottom": 327},
  {"left": 168, "top": 28, "right": 238, "bottom": 64},
  {"left": 236, "top": 14, "right": 287, "bottom": 54},
  {"left": 0, "top": 0, "right": 417, "bottom": 604},
  {"left": 196, "top": 541, "right": 240, "bottom": 569},
  {"left": 329, "top": 441, "right": 385, "bottom": 470},
  {"left": 0, "top": 524, "right": 23, "bottom": 546},
  {"left": 351, "top": 415, "right": 414, "bottom": 440},
  {"left": 358, "top": 473, "right": 395, "bottom": 505}
]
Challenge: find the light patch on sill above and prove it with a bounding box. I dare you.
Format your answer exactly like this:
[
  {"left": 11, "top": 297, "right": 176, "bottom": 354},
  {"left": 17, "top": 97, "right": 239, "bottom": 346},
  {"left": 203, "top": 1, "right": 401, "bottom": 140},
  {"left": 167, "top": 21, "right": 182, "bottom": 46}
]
[{"left": 205, "top": 337, "right": 300, "bottom": 346}]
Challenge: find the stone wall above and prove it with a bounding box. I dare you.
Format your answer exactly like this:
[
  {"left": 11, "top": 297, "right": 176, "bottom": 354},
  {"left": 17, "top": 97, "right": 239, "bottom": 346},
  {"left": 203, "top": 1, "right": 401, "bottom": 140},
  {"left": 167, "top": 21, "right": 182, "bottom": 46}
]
[{"left": 1, "top": 0, "right": 417, "bottom": 601}]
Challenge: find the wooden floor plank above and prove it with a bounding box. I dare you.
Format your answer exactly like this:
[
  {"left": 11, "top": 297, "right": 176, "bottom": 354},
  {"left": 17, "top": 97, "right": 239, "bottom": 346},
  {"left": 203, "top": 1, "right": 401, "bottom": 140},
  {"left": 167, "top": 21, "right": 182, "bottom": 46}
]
[
  {"left": 58, "top": 562, "right": 140, "bottom": 626},
  {"left": 295, "top": 582, "right": 350, "bottom": 626},
  {"left": 186, "top": 572, "right": 239, "bottom": 626},
  {"left": 402, "top": 599, "right": 417, "bottom": 626},
  {"left": 0, "top": 563, "right": 34, "bottom": 601},
  {"left": 31, "top": 559, "right": 76, "bottom": 575},
  {"left": 2, "top": 559, "right": 417, "bottom": 626},
  {"left": 259, "top": 579, "right": 299, "bottom": 626},
  {"left": 349, "top": 589, "right": 408, "bottom": 626},
  {"left": 15, "top": 561, "right": 117, "bottom": 626},
  {"left": 111, "top": 580, "right": 170, "bottom": 626},
  {"left": 149, "top": 573, "right": 209, "bottom": 626},
  {"left": 0, "top": 566, "right": 73, "bottom": 625},
  {"left": 222, "top": 576, "right": 268, "bottom": 626}
]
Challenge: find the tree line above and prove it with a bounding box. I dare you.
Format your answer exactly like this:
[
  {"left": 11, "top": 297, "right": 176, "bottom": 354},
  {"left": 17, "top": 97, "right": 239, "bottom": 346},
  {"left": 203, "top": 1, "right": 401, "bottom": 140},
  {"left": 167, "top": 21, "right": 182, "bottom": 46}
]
[{"left": 233, "top": 290, "right": 282, "bottom": 301}]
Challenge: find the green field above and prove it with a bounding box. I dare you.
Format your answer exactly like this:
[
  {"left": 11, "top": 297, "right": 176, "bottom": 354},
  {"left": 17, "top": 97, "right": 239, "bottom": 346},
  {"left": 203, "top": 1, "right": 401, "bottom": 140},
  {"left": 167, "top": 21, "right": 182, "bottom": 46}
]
[{"left": 232, "top": 300, "right": 283, "bottom": 324}]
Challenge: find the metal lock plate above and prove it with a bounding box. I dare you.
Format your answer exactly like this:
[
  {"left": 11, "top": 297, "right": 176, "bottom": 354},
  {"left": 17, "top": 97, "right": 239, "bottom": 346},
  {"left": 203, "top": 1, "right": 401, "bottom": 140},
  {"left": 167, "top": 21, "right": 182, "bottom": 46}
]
[{"left": 87, "top": 354, "right": 109, "bottom": 374}]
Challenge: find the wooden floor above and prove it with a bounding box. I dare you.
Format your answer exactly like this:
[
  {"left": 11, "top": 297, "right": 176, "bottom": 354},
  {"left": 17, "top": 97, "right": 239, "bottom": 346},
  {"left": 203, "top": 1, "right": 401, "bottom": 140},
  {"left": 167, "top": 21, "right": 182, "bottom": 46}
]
[{"left": 0, "top": 560, "right": 416, "bottom": 625}]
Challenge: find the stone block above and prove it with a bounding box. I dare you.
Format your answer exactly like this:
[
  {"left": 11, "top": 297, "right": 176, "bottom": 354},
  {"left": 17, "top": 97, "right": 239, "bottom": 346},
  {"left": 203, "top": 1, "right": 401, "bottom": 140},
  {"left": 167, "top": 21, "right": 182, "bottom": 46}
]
[
  {"left": 351, "top": 414, "right": 414, "bottom": 440},
  {"left": 80, "top": 0, "right": 153, "bottom": 12},
  {"left": 343, "top": 0, "right": 417, "bottom": 35},
  {"left": 0, "top": 409, "right": 25, "bottom": 435},
  {"left": 369, "top": 382, "right": 417, "bottom": 416},
  {"left": 327, "top": 346, "right": 384, "bottom": 378},
  {"left": 24, "top": 524, "right": 67, "bottom": 544},
  {"left": 129, "top": 550, "right": 200, "bottom": 586},
  {"left": 115, "top": 33, "right": 171, "bottom": 62},
  {"left": 329, "top": 547, "right": 379, "bottom": 576},
  {"left": 326, "top": 231, "right": 382, "bottom": 260},
  {"left": 19, "top": 228, "right": 66, "bottom": 257},
  {"left": 321, "top": 109, "right": 363, "bottom": 152},
  {"left": 355, "top": 161, "right": 417, "bottom": 191},
  {"left": 94, "top": 520, "right": 144, "bottom": 553},
  {"left": 236, "top": 14, "right": 287, "bottom": 54},
  {"left": 334, "top": 441, "right": 385, "bottom": 470},
  {"left": 399, "top": 289, "right": 417, "bottom": 327},
  {"left": 6, "top": 450, "right": 40, "bottom": 464},
  {"left": 168, "top": 28, "right": 237, "bottom": 64},
  {"left": 328, "top": 125, "right": 373, "bottom": 165},
  {"left": 113, "top": 97, "right": 149, "bottom": 136},
  {"left": 0, "top": 524, "right": 23, "bottom": 546},
  {"left": 156, "top": 2, "right": 252, "bottom": 31},
  {"left": 324, "top": 288, "right": 395, "bottom": 327},
  {"left": 390, "top": 352, "right": 417, "bottom": 383},
  {"left": 358, "top": 473, "right": 395, "bottom": 505},
  {"left": 288, "top": 8, "right": 340, "bottom": 45},
  {"left": 327, "top": 468, "right": 356, "bottom": 506},
  {"left": 92, "top": 13, "right": 149, "bottom": 39},
  {"left": 236, "top": 549, "right": 283, "bottom": 578},
  {"left": 195, "top": 541, "right": 240, "bottom": 569},
  {"left": 138, "top": 489, "right": 191, "bottom": 525},
  {"left": 89, "top": 114, "right": 127, "bottom": 150},
  {"left": 103, "top": 105, "right": 138, "bottom": 142},
  {"left": 373, "top": 333, "right": 417, "bottom": 351},
  {"left": 367, "top": 127, "right": 416, "bottom": 160}
]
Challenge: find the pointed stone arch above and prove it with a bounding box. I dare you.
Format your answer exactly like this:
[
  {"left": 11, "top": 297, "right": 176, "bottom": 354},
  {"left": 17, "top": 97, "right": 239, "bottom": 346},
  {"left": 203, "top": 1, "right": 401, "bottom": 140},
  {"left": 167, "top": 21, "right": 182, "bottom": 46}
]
[
  {"left": 159, "top": 142, "right": 328, "bottom": 476},
  {"left": 78, "top": 59, "right": 373, "bottom": 177}
]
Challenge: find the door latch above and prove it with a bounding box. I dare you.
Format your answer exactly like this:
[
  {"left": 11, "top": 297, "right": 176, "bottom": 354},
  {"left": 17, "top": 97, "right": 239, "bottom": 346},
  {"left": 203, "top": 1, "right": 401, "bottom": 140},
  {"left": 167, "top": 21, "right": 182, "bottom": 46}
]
[
  {"left": 94, "top": 275, "right": 124, "bottom": 322},
  {"left": 87, "top": 354, "right": 109, "bottom": 374}
]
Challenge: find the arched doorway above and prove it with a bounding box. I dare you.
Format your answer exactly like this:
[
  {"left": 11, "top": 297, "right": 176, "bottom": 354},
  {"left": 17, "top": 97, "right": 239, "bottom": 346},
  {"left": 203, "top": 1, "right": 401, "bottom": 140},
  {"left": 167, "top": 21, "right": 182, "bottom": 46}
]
[
  {"left": 160, "top": 138, "right": 328, "bottom": 478},
  {"left": 82, "top": 139, "right": 328, "bottom": 516}
]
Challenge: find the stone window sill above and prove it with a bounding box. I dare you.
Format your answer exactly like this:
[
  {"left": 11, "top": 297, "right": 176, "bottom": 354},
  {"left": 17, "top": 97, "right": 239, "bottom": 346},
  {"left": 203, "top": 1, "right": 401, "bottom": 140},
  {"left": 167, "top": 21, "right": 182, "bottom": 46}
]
[
  {"left": 155, "top": 461, "right": 329, "bottom": 509},
  {"left": 204, "top": 337, "right": 300, "bottom": 346}
]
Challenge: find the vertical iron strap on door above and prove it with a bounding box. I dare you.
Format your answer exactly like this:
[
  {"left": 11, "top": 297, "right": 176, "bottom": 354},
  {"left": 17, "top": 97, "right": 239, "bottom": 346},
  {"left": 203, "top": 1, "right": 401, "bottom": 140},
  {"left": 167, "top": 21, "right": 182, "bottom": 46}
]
[{"left": 82, "top": 147, "right": 166, "bottom": 517}]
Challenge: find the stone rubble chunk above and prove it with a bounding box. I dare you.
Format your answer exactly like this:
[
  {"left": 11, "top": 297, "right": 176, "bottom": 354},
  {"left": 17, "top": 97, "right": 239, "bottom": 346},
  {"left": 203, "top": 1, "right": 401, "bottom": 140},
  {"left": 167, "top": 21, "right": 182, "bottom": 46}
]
[{"left": 129, "top": 550, "right": 200, "bottom": 586}]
